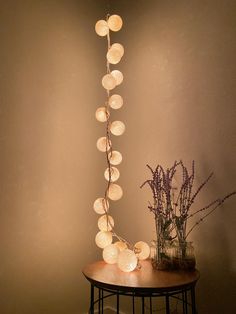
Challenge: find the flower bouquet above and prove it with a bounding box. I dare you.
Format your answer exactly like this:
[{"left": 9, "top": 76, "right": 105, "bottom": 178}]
[{"left": 141, "top": 160, "right": 235, "bottom": 271}]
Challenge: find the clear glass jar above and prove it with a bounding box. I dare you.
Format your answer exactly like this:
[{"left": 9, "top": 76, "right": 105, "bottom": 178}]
[
  {"left": 150, "top": 240, "right": 175, "bottom": 270},
  {"left": 174, "top": 241, "right": 196, "bottom": 271}
]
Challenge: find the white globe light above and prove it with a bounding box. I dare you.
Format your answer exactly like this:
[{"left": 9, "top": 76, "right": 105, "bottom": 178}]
[
  {"left": 95, "top": 107, "right": 109, "bottom": 122},
  {"left": 108, "top": 150, "right": 122, "bottom": 165},
  {"left": 98, "top": 215, "right": 114, "bottom": 231},
  {"left": 109, "top": 94, "right": 123, "bottom": 110},
  {"left": 134, "top": 241, "right": 151, "bottom": 260},
  {"left": 110, "top": 121, "right": 125, "bottom": 136},
  {"left": 111, "top": 70, "right": 123, "bottom": 85},
  {"left": 107, "top": 48, "right": 122, "bottom": 64},
  {"left": 108, "top": 15, "right": 123, "bottom": 32},
  {"left": 104, "top": 167, "right": 120, "bottom": 182},
  {"left": 118, "top": 249, "right": 138, "bottom": 272},
  {"left": 95, "top": 231, "right": 112, "bottom": 249},
  {"left": 95, "top": 20, "right": 109, "bottom": 36},
  {"left": 114, "top": 241, "right": 128, "bottom": 252},
  {"left": 107, "top": 183, "right": 123, "bottom": 201},
  {"left": 93, "top": 197, "right": 109, "bottom": 214},
  {"left": 96, "top": 137, "right": 111, "bottom": 152},
  {"left": 102, "top": 74, "right": 116, "bottom": 90},
  {"left": 103, "top": 244, "right": 119, "bottom": 264},
  {"left": 111, "top": 43, "right": 124, "bottom": 57}
]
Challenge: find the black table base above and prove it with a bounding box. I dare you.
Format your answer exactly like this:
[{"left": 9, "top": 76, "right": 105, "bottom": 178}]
[{"left": 89, "top": 283, "right": 197, "bottom": 314}]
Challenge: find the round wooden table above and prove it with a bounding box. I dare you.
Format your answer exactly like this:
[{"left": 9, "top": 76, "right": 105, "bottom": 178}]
[{"left": 83, "top": 260, "right": 200, "bottom": 314}]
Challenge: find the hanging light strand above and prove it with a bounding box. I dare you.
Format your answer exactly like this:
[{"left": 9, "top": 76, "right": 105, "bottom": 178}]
[{"left": 94, "top": 14, "right": 150, "bottom": 272}]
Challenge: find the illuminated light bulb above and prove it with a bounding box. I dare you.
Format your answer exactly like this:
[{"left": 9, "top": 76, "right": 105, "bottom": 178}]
[
  {"left": 110, "top": 121, "right": 125, "bottom": 136},
  {"left": 95, "top": 20, "right": 109, "bottom": 36},
  {"left": 96, "top": 137, "right": 111, "bottom": 152},
  {"left": 134, "top": 241, "right": 151, "bottom": 260},
  {"left": 107, "top": 183, "right": 123, "bottom": 201},
  {"left": 108, "top": 15, "right": 123, "bottom": 32},
  {"left": 95, "top": 231, "right": 112, "bottom": 249},
  {"left": 109, "top": 94, "right": 123, "bottom": 110},
  {"left": 98, "top": 215, "right": 114, "bottom": 231},
  {"left": 111, "top": 70, "right": 123, "bottom": 85},
  {"left": 117, "top": 249, "right": 138, "bottom": 272},
  {"left": 108, "top": 150, "right": 122, "bottom": 165},
  {"left": 107, "top": 48, "right": 122, "bottom": 64},
  {"left": 93, "top": 198, "right": 109, "bottom": 214},
  {"left": 104, "top": 167, "right": 120, "bottom": 182},
  {"left": 114, "top": 241, "right": 128, "bottom": 252},
  {"left": 95, "top": 107, "right": 109, "bottom": 122},
  {"left": 103, "top": 244, "right": 119, "bottom": 264},
  {"left": 111, "top": 43, "right": 124, "bottom": 57},
  {"left": 102, "top": 74, "right": 116, "bottom": 90}
]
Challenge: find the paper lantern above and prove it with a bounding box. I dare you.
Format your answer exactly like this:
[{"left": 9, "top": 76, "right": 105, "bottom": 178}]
[
  {"left": 103, "top": 244, "right": 119, "bottom": 264},
  {"left": 108, "top": 150, "right": 122, "bottom": 165},
  {"left": 111, "top": 70, "right": 123, "bottom": 85},
  {"left": 107, "top": 48, "right": 122, "bottom": 64},
  {"left": 117, "top": 249, "right": 138, "bottom": 272},
  {"left": 114, "top": 241, "right": 128, "bottom": 252},
  {"left": 134, "top": 241, "right": 150, "bottom": 260},
  {"left": 104, "top": 166, "right": 120, "bottom": 182},
  {"left": 108, "top": 15, "right": 123, "bottom": 32},
  {"left": 95, "top": 231, "right": 112, "bottom": 249},
  {"left": 95, "top": 20, "right": 109, "bottom": 36},
  {"left": 96, "top": 136, "right": 111, "bottom": 152},
  {"left": 98, "top": 215, "right": 114, "bottom": 231},
  {"left": 93, "top": 197, "right": 109, "bottom": 214},
  {"left": 102, "top": 74, "right": 116, "bottom": 90},
  {"left": 107, "top": 183, "right": 123, "bottom": 201},
  {"left": 95, "top": 107, "right": 109, "bottom": 122},
  {"left": 109, "top": 94, "right": 123, "bottom": 110},
  {"left": 111, "top": 43, "right": 124, "bottom": 57},
  {"left": 110, "top": 121, "right": 125, "bottom": 136}
]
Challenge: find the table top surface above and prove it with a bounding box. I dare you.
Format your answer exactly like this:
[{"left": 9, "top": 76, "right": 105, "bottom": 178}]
[{"left": 82, "top": 260, "right": 200, "bottom": 292}]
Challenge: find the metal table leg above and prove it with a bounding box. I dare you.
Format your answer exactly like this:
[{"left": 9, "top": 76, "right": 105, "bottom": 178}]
[
  {"left": 90, "top": 284, "right": 94, "bottom": 314},
  {"left": 191, "top": 286, "right": 196, "bottom": 314},
  {"left": 165, "top": 295, "right": 170, "bottom": 314},
  {"left": 117, "top": 293, "right": 120, "bottom": 313}
]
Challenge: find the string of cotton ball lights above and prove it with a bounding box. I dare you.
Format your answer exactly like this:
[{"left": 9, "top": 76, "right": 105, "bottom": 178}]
[{"left": 94, "top": 14, "right": 150, "bottom": 272}]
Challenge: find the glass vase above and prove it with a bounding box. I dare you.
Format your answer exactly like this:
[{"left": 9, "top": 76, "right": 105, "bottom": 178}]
[
  {"left": 173, "top": 241, "right": 196, "bottom": 271},
  {"left": 150, "top": 240, "right": 175, "bottom": 270}
]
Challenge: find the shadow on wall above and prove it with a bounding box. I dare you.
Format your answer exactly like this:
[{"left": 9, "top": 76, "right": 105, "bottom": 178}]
[{"left": 197, "top": 216, "right": 236, "bottom": 313}]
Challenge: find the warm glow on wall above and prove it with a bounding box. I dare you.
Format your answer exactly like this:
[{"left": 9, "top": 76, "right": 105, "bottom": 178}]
[{"left": 94, "top": 14, "right": 150, "bottom": 272}]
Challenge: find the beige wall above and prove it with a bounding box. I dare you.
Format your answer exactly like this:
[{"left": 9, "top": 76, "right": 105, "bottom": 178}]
[{"left": 0, "top": 0, "right": 235, "bottom": 313}]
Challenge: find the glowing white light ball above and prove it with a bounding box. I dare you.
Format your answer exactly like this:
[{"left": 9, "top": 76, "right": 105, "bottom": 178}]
[
  {"left": 107, "top": 183, "right": 123, "bottom": 201},
  {"left": 93, "top": 197, "right": 109, "bottom": 214},
  {"left": 111, "top": 43, "right": 124, "bottom": 57},
  {"left": 108, "top": 150, "right": 122, "bottom": 165},
  {"left": 102, "top": 74, "right": 116, "bottom": 90},
  {"left": 111, "top": 70, "right": 123, "bottom": 85},
  {"left": 95, "top": 231, "right": 112, "bottom": 249},
  {"left": 96, "top": 137, "right": 111, "bottom": 152},
  {"left": 109, "top": 94, "right": 123, "bottom": 110},
  {"left": 108, "top": 15, "right": 123, "bottom": 32},
  {"left": 114, "top": 241, "right": 128, "bottom": 252},
  {"left": 134, "top": 241, "right": 151, "bottom": 260},
  {"left": 95, "top": 20, "right": 109, "bottom": 36},
  {"left": 98, "top": 215, "right": 114, "bottom": 231},
  {"left": 107, "top": 48, "right": 122, "bottom": 64},
  {"left": 118, "top": 249, "right": 138, "bottom": 272},
  {"left": 104, "top": 167, "right": 120, "bottom": 182},
  {"left": 103, "top": 244, "right": 119, "bottom": 264},
  {"left": 110, "top": 121, "right": 125, "bottom": 136},
  {"left": 95, "top": 107, "right": 109, "bottom": 122}
]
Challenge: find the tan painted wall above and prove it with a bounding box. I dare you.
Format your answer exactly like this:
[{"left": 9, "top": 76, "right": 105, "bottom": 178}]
[{"left": 0, "top": 0, "right": 235, "bottom": 313}]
